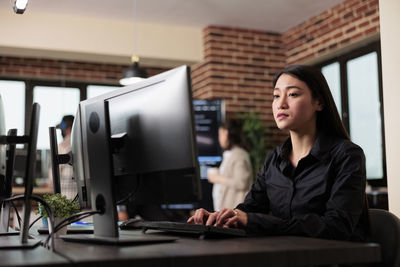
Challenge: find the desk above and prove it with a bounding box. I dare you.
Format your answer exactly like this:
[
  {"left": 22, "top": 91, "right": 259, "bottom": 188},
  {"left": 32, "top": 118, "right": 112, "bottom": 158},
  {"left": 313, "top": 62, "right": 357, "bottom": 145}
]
[
  {"left": 0, "top": 245, "right": 67, "bottom": 266},
  {"left": 5, "top": 230, "right": 380, "bottom": 267}
]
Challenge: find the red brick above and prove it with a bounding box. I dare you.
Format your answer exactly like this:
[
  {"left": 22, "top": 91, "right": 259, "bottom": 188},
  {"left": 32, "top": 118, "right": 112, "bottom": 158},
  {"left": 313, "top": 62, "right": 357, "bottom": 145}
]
[
  {"left": 365, "top": 9, "right": 377, "bottom": 17},
  {"left": 369, "top": 0, "right": 379, "bottom": 8},
  {"left": 356, "top": 4, "right": 368, "bottom": 14},
  {"left": 358, "top": 21, "right": 370, "bottom": 28},
  {"left": 334, "top": 32, "right": 343, "bottom": 39},
  {"left": 351, "top": 32, "right": 363, "bottom": 40},
  {"left": 372, "top": 16, "right": 380, "bottom": 23},
  {"left": 364, "top": 26, "right": 378, "bottom": 35}
]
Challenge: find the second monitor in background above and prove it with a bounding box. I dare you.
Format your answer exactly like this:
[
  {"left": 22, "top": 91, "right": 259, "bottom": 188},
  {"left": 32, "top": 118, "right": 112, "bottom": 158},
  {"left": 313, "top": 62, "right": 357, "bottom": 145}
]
[{"left": 193, "top": 99, "right": 225, "bottom": 180}]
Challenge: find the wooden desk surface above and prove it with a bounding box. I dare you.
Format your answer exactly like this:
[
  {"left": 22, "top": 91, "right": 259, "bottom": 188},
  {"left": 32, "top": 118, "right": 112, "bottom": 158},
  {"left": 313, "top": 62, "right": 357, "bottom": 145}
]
[
  {"left": 0, "top": 244, "right": 67, "bottom": 267},
  {"left": 49, "top": 230, "right": 380, "bottom": 267}
]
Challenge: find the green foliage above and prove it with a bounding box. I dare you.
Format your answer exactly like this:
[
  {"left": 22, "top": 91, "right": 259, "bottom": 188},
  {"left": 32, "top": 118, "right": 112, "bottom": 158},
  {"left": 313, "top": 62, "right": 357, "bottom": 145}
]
[
  {"left": 38, "top": 193, "right": 80, "bottom": 219},
  {"left": 238, "top": 112, "right": 269, "bottom": 181}
]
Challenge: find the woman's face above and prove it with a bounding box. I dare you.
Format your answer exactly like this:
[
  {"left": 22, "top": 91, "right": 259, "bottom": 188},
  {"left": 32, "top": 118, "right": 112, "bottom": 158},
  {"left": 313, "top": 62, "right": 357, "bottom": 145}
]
[
  {"left": 218, "top": 127, "right": 229, "bottom": 149},
  {"left": 272, "top": 74, "right": 322, "bottom": 134}
]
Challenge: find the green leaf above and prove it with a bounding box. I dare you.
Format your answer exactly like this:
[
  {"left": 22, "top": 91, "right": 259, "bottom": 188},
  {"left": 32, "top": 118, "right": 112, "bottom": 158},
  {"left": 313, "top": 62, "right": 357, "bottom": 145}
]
[
  {"left": 37, "top": 193, "right": 80, "bottom": 219},
  {"left": 237, "top": 112, "right": 271, "bottom": 182}
]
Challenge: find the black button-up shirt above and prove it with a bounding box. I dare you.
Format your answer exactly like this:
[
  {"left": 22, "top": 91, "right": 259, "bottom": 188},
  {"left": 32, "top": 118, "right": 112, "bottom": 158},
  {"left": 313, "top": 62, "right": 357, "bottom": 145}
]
[{"left": 236, "top": 133, "right": 369, "bottom": 241}]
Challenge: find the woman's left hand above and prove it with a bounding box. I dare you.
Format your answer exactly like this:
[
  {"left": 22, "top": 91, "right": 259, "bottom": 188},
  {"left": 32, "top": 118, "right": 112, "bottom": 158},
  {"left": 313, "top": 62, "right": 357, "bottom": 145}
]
[{"left": 214, "top": 208, "right": 248, "bottom": 228}]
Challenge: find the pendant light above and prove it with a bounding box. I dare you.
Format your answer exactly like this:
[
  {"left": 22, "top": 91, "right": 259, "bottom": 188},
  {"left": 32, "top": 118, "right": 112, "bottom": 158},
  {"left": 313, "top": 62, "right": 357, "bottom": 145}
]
[
  {"left": 119, "top": 0, "right": 147, "bottom": 86},
  {"left": 13, "top": 0, "right": 28, "bottom": 14},
  {"left": 119, "top": 55, "right": 148, "bottom": 86}
]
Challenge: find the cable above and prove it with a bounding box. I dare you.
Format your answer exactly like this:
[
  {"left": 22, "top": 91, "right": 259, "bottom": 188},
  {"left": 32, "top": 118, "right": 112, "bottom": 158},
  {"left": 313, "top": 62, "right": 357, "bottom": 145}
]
[
  {"left": 3, "top": 194, "right": 55, "bottom": 251},
  {"left": 116, "top": 174, "right": 141, "bottom": 205},
  {"left": 72, "top": 193, "right": 79, "bottom": 203},
  {"left": 54, "top": 211, "right": 99, "bottom": 233},
  {"left": 42, "top": 210, "right": 101, "bottom": 248},
  {"left": 29, "top": 194, "right": 79, "bottom": 230},
  {"left": 30, "top": 195, "right": 55, "bottom": 250},
  {"left": 10, "top": 200, "right": 22, "bottom": 229},
  {"left": 29, "top": 214, "right": 42, "bottom": 230}
]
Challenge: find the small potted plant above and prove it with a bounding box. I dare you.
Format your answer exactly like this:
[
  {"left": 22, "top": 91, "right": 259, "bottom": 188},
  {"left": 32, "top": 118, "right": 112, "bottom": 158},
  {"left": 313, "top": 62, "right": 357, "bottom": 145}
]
[{"left": 38, "top": 193, "right": 80, "bottom": 237}]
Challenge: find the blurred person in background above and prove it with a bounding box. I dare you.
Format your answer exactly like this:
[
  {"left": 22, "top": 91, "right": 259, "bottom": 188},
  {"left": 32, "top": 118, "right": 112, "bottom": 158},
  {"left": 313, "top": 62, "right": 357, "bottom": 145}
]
[
  {"left": 208, "top": 119, "right": 253, "bottom": 211},
  {"left": 49, "top": 115, "right": 77, "bottom": 200}
]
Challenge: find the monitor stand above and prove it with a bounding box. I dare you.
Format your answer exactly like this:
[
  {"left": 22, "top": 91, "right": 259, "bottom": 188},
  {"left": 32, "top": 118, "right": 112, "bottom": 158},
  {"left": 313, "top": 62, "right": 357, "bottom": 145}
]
[
  {"left": 0, "top": 104, "right": 42, "bottom": 249},
  {"left": 0, "top": 201, "right": 11, "bottom": 233},
  {"left": 0, "top": 129, "right": 16, "bottom": 234},
  {"left": 60, "top": 101, "right": 176, "bottom": 246},
  {"left": 0, "top": 234, "right": 41, "bottom": 248}
]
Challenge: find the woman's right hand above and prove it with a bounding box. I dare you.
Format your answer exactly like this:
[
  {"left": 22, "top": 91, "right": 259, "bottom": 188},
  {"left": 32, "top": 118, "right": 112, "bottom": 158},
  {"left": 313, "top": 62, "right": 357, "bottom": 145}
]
[{"left": 187, "top": 208, "right": 220, "bottom": 225}]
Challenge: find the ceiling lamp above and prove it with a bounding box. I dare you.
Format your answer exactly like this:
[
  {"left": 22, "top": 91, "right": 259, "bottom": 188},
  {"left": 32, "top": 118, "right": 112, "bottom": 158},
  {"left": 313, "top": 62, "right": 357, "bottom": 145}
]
[
  {"left": 119, "top": 55, "right": 148, "bottom": 86},
  {"left": 13, "top": 0, "right": 28, "bottom": 14}
]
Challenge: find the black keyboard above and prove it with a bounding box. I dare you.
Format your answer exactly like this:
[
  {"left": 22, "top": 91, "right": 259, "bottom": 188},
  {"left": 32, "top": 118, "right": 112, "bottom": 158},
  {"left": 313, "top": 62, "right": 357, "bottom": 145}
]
[{"left": 120, "top": 220, "right": 246, "bottom": 238}]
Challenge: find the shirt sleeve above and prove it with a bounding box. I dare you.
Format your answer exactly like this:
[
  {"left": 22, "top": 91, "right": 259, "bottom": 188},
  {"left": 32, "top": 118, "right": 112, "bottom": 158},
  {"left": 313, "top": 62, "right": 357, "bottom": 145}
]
[
  {"left": 236, "top": 152, "right": 273, "bottom": 214},
  {"left": 237, "top": 144, "right": 367, "bottom": 240}
]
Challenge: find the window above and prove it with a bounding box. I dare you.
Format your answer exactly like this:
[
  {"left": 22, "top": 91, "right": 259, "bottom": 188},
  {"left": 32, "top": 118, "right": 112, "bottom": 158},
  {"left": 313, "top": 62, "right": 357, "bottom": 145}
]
[
  {"left": 317, "top": 42, "right": 385, "bottom": 186},
  {"left": 321, "top": 62, "right": 341, "bottom": 115},
  {"left": 33, "top": 86, "right": 80, "bottom": 149},
  {"left": 0, "top": 77, "right": 121, "bottom": 182},
  {"left": 347, "top": 52, "right": 383, "bottom": 179},
  {"left": 0, "top": 80, "right": 26, "bottom": 135}
]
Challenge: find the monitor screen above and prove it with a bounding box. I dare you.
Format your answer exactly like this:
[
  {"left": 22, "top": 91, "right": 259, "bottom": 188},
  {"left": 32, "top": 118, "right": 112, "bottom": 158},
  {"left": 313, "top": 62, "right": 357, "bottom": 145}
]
[
  {"left": 193, "top": 99, "right": 224, "bottom": 158},
  {"left": 193, "top": 99, "right": 224, "bottom": 180},
  {"left": 70, "top": 65, "right": 200, "bottom": 239},
  {"left": 0, "top": 95, "right": 6, "bottom": 197},
  {"left": 12, "top": 149, "right": 46, "bottom": 184}
]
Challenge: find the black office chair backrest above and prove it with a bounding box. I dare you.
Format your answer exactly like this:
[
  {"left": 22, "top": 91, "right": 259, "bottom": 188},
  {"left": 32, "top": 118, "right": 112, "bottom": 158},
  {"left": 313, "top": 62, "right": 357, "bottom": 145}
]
[{"left": 369, "top": 208, "right": 400, "bottom": 267}]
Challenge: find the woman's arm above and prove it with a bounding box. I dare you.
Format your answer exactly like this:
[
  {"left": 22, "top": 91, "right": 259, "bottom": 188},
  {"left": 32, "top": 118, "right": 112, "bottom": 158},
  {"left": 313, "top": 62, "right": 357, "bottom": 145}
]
[{"left": 237, "top": 144, "right": 368, "bottom": 240}]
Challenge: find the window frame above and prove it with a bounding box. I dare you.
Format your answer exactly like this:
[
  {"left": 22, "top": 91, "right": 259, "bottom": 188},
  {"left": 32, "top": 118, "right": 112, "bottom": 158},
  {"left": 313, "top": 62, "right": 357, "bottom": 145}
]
[
  {"left": 315, "top": 41, "right": 386, "bottom": 187},
  {"left": 0, "top": 77, "right": 119, "bottom": 134}
]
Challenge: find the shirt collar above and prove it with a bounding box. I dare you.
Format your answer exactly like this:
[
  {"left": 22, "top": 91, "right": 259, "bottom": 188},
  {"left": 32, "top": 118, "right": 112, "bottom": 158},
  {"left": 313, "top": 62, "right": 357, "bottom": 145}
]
[{"left": 277, "top": 131, "right": 334, "bottom": 162}]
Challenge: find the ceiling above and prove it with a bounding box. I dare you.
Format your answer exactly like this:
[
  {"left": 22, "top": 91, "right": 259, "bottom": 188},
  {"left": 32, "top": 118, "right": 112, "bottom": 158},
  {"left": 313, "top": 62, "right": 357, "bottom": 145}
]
[{"left": 1, "top": 0, "right": 346, "bottom": 33}]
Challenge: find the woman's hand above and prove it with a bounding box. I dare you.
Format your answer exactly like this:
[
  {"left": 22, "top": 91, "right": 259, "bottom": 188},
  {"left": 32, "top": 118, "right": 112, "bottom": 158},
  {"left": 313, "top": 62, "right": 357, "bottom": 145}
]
[
  {"left": 207, "top": 173, "right": 227, "bottom": 185},
  {"left": 187, "top": 208, "right": 220, "bottom": 225},
  {"left": 214, "top": 208, "right": 248, "bottom": 228}
]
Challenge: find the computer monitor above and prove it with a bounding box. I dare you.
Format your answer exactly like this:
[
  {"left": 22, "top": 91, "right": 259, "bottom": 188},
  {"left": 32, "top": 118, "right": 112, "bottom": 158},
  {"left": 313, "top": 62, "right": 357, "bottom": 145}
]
[
  {"left": 192, "top": 99, "right": 225, "bottom": 212},
  {"left": 0, "top": 129, "right": 16, "bottom": 233},
  {"left": 68, "top": 65, "right": 200, "bottom": 243},
  {"left": 193, "top": 99, "right": 225, "bottom": 179},
  {"left": 0, "top": 94, "right": 8, "bottom": 232},
  {"left": 161, "top": 100, "right": 225, "bottom": 212},
  {"left": 12, "top": 149, "right": 46, "bottom": 184},
  {"left": 0, "top": 103, "right": 41, "bottom": 248},
  {"left": 0, "top": 94, "right": 6, "bottom": 197}
]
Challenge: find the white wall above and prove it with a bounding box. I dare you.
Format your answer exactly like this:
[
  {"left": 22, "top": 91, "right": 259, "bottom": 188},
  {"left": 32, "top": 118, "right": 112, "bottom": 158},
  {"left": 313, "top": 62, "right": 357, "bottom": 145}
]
[
  {"left": 379, "top": 0, "right": 400, "bottom": 217},
  {"left": 0, "top": 9, "right": 203, "bottom": 67}
]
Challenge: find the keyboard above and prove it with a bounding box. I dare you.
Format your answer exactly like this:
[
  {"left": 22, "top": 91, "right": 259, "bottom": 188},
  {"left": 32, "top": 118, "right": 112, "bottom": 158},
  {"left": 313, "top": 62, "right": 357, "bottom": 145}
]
[{"left": 120, "top": 220, "right": 246, "bottom": 238}]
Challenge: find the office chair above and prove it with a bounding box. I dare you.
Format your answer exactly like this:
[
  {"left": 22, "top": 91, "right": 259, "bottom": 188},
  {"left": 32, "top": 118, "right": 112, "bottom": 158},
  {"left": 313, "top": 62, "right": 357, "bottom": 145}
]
[{"left": 369, "top": 208, "right": 400, "bottom": 267}]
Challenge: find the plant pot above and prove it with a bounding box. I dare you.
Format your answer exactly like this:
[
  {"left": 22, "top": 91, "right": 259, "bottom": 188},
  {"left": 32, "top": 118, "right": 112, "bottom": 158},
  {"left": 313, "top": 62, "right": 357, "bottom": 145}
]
[{"left": 54, "top": 217, "right": 67, "bottom": 238}]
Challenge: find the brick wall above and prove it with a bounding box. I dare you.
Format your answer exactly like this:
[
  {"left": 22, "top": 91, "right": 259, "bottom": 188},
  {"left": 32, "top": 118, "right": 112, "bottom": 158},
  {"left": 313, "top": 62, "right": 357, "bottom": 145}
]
[
  {"left": 192, "top": 0, "right": 380, "bottom": 147},
  {"left": 284, "top": 0, "right": 380, "bottom": 65},
  {"left": 191, "top": 26, "right": 287, "bottom": 146},
  {"left": 0, "top": 56, "right": 167, "bottom": 85}
]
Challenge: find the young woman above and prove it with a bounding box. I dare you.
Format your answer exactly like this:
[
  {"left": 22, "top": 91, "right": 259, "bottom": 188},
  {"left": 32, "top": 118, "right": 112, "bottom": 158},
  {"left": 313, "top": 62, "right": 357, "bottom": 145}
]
[
  {"left": 188, "top": 65, "right": 369, "bottom": 241},
  {"left": 208, "top": 119, "right": 252, "bottom": 211}
]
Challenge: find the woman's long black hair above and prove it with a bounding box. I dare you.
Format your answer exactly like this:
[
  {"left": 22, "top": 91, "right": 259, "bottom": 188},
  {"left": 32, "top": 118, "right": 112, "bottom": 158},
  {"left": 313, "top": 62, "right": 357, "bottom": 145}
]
[{"left": 273, "top": 65, "right": 350, "bottom": 140}]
